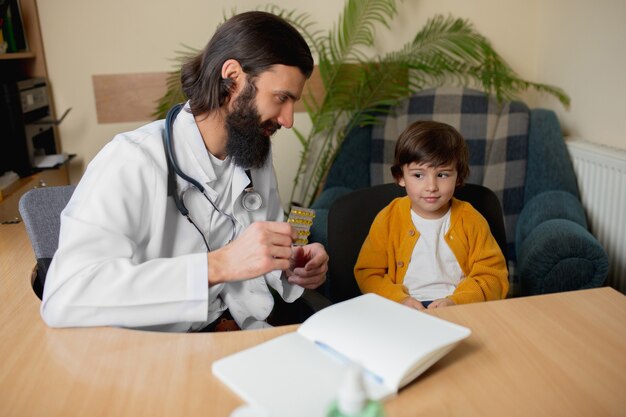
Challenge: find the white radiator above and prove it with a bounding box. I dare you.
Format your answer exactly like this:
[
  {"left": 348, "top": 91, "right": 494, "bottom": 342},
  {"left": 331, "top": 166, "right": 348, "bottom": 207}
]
[{"left": 566, "top": 138, "right": 626, "bottom": 293}]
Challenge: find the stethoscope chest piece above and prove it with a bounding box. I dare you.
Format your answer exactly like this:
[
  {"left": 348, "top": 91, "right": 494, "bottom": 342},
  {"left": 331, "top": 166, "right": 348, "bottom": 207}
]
[
  {"left": 242, "top": 189, "right": 263, "bottom": 211},
  {"left": 241, "top": 168, "right": 262, "bottom": 211}
]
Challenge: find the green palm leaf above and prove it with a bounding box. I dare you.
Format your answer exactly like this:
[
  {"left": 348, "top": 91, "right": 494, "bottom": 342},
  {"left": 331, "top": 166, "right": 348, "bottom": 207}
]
[
  {"left": 152, "top": 44, "right": 198, "bottom": 119},
  {"left": 151, "top": 1, "right": 570, "bottom": 207},
  {"left": 290, "top": 11, "right": 570, "bottom": 206}
]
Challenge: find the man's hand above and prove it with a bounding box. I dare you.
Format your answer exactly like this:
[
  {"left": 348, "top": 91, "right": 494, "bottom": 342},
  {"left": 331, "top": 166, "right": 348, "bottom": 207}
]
[
  {"left": 428, "top": 297, "right": 455, "bottom": 309},
  {"left": 285, "top": 243, "right": 328, "bottom": 289},
  {"left": 207, "top": 222, "right": 296, "bottom": 284},
  {"left": 401, "top": 296, "right": 426, "bottom": 311}
]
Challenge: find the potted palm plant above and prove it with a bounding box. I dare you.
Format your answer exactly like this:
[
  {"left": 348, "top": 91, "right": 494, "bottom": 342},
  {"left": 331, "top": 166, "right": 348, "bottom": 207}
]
[{"left": 154, "top": 0, "right": 569, "bottom": 207}]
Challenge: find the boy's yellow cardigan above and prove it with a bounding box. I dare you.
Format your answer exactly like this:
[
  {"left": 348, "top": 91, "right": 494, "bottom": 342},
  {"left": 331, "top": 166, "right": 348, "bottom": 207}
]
[{"left": 354, "top": 196, "right": 508, "bottom": 305}]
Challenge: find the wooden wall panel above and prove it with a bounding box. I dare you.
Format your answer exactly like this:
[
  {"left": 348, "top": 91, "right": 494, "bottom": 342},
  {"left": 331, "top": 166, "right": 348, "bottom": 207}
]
[
  {"left": 93, "top": 72, "right": 169, "bottom": 123},
  {"left": 92, "top": 67, "right": 325, "bottom": 123}
]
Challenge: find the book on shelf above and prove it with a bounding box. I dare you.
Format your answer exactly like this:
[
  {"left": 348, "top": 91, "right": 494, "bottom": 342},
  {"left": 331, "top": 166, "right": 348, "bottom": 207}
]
[
  {"left": 0, "top": 0, "right": 28, "bottom": 53},
  {"left": 212, "top": 293, "right": 471, "bottom": 417}
]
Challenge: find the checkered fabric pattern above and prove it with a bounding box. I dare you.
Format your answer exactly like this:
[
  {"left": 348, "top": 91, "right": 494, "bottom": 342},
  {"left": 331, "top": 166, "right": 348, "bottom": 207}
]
[{"left": 370, "top": 87, "right": 530, "bottom": 265}]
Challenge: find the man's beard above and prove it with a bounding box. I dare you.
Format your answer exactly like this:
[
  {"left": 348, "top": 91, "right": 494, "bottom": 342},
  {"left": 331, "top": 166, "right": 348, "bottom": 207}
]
[{"left": 225, "top": 82, "right": 280, "bottom": 169}]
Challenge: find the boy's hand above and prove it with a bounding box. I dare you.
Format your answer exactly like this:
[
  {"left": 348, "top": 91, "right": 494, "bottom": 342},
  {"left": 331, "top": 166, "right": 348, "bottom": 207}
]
[
  {"left": 428, "top": 298, "right": 456, "bottom": 309},
  {"left": 401, "top": 296, "right": 426, "bottom": 311}
]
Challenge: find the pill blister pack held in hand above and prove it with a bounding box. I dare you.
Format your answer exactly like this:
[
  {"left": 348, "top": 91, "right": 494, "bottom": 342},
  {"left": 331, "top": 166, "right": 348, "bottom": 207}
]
[{"left": 287, "top": 207, "right": 315, "bottom": 246}]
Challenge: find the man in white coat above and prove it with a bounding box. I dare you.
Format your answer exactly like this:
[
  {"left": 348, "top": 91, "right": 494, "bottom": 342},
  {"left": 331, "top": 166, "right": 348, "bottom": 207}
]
[{"left": 41, "top": 11, "right": 328, "bottom": 332}]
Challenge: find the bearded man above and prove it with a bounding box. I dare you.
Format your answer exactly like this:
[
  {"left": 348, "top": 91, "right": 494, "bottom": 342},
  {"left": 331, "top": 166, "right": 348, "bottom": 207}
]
[{"left": 41, "top": 11, "right": 328, "bottom": 332}]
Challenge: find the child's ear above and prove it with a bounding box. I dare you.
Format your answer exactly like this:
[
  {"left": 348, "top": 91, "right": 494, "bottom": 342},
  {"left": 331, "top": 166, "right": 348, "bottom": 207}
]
[{"left": 397, "top": 177, "right": 406, "bottom": 187}]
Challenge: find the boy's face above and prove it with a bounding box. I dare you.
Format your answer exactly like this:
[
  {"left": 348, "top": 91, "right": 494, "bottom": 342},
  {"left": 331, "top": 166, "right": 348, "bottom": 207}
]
[{"left": 398, "top": 161, "right": 458, "bottom": 219}]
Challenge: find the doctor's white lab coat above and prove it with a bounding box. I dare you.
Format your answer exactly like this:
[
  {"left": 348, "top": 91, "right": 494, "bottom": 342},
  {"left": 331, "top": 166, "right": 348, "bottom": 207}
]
[{"left": 41, "top": 105, "right": 303, "bottom": 332}]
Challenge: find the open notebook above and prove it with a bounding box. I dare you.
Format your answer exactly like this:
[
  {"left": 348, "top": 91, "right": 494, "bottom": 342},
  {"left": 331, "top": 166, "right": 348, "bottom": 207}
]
[{"left": 212, "top": 293, "right": 470, "bottom": 417}]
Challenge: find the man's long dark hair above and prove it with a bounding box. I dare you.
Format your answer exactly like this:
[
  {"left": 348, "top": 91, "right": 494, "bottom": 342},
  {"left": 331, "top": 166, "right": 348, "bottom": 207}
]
[{"left": 181, "top": 11, "right": 314, "bottom": 116}]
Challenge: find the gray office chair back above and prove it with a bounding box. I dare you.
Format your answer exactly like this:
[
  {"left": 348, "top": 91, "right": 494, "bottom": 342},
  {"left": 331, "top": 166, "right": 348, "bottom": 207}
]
[
  {"left": 327, "top": 183, "right": 507, "bottom": 303},
  {"left": 18, "top": 185, "right": 76, "bottom": 299}
]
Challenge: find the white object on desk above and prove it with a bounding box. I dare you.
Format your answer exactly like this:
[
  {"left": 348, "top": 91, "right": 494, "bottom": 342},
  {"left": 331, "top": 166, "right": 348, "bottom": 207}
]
[
  {"left": 0, "top": 171, "right": 19, "bottom": 191},
  {"left": 213, "top": 293, "right": 471, "bottom": 417},
  {"left": 33, "top": 153, "right": 69, "bottom": 168},
  {"left": 230, "top": 405, "right": 272, "bottom": 417}
]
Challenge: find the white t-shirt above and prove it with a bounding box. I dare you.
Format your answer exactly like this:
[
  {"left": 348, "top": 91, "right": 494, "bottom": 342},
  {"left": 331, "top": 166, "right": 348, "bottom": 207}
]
[{"left": 403, "top": 208, "right": 464, "bottom": 301}]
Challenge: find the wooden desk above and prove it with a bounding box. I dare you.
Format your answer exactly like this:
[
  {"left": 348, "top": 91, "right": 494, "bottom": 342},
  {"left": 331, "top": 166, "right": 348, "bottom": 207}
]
[{"left": 1, "top": 223, "right": 625, "bottom": 417}]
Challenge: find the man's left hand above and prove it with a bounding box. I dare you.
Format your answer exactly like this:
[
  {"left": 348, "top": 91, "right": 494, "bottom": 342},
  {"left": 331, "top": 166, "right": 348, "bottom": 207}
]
[{"left": 285, "top": 243, "right": 328, "bottom": 289}]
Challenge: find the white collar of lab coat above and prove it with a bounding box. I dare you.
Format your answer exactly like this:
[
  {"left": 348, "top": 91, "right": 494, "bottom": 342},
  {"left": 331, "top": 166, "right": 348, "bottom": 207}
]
[{"left": 172, "top": 103, "right": 252, "bottom": 204}]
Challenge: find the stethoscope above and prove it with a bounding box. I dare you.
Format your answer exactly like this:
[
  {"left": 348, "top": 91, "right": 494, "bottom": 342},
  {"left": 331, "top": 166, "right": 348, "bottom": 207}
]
[{"left": 162, "top": 103, "right": 263, "bottom": 251}]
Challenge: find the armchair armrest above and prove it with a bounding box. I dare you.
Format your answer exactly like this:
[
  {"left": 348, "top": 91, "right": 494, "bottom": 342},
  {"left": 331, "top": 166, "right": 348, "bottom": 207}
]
[
  {"left": 516, "top": 191, "right": 608, "bottom": 295},
  {"left": 516, "top": 191, "right": 587, "bottom": 245}
]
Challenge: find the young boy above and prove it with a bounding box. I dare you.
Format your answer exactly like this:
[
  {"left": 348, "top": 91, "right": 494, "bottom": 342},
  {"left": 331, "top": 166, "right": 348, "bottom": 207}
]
[{"left": 354, "top": 121, "right": 508, "bottom": 310}]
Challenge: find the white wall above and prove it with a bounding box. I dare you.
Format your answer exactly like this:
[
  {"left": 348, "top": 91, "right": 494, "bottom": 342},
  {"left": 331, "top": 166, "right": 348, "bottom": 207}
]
[
  {"left": 532, "top": 0, "right": 626, "bottom": 145},
  {"left": 37, "top": 0, "right": 626, "bottom": 204}
]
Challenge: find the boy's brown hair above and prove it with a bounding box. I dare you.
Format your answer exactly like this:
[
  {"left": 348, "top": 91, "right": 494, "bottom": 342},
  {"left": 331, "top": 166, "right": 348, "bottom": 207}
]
[{"left": 390, "top": 120, "right": 469, "bottom": 186}]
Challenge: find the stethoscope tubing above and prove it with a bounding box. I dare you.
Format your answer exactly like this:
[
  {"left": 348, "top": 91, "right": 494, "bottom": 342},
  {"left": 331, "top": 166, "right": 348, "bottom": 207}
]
[{"left": 163, "top": 103, "right": 241, "bottom": 250}]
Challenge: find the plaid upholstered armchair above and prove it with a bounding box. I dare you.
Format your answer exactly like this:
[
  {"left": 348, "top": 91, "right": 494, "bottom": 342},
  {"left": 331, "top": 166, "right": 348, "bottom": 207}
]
[{"left": 309, "top": 87, "right": 609, "bottom": 297}]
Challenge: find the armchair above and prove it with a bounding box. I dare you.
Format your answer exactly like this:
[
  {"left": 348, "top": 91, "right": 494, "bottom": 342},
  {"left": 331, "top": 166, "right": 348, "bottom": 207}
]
[{"left": 309, "top": 87, "right": 608, "bottom": 296}]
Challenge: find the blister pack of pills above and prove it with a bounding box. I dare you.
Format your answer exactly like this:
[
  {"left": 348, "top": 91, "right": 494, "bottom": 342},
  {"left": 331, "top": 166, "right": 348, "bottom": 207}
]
[{"left": 287, "top": 206, "right": 316, "bottom": 246}]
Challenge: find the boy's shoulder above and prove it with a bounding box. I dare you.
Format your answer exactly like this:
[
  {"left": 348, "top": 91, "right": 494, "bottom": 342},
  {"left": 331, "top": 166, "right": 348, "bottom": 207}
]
[
  {"left": 372, "top": 196, "right": 412, "bottom": 227},
  {"left": 381, "top": 195, "right": 411, "bottom": 215},
  {"left": 451, "top": 197, "right": 489, "bottom": 225},
  {"left": 451, "top": 197, "right": 477, "bottom": 212}
]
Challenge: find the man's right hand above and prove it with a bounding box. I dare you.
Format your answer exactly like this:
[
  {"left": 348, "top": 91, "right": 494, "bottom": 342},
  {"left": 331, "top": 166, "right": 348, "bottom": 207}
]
[{"left": 207, "top": 221, "right": 297, "bottom": 284}]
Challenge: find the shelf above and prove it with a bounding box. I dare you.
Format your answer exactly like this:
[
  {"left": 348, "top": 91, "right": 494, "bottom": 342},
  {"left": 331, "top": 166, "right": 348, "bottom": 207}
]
[{"left": 0, "top": 52, "right": 36, "bottom": 60}]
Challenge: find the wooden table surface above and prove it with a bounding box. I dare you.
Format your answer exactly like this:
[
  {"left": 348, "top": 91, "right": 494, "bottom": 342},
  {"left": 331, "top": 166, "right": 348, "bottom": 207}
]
[{"left": 1, "top": 222, "right": 625, "bottom": 417}]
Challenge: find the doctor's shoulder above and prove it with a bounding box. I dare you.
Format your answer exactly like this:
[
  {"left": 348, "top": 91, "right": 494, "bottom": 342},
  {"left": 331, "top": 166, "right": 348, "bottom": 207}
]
[
  {"left": 101, "top": 121, "right": 167, "bottom": 165},
  {"left": 82, "top": 122, "right": 168, "bottom": 186}
]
